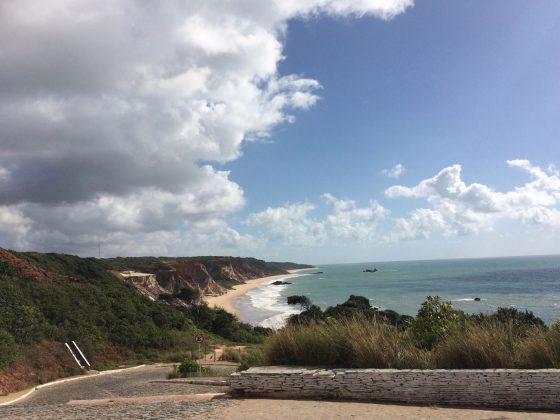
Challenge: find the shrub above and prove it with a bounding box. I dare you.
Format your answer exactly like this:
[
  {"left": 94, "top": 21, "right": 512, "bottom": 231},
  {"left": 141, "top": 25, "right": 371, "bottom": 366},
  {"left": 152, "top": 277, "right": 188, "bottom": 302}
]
[
  {"left": 177, "top": 358, "right": 207, "bottom": 377},
  {"left": 238, "top": 347, "right": 266, "bottom": 371},
  {"left": 222, "top": 347, "right": 243, "bottom": 363},
  {"left": 176, "top": 286, "right": 201, "bottom": 304},
  {"left": 287, "top": 295, "right": 312, "bottom": 310},
  {"left": 0, "top": 329, "right": 18, "bottom": 369},
  {"left": 408, "top": 296, "right": 461, "bottom": 349}
]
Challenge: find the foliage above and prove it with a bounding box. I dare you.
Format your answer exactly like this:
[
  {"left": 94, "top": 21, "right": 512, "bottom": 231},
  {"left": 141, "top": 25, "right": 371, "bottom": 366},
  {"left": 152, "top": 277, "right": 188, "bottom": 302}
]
[
  {"left": 264, "top": 316, "right": 428, "bottom": 368},
  {"left": 287, "top": 295, "right": 312, "bottom": 310},
  {"left": 178, "top": 358, "right": 204, "bottom": 376},
  {"left": 434, "top": 322, "right": 515, "bottom": 368},
  {"left": 288, "top": 295, "right": 412, "bottom": 329},
  {"left": 0, "top": 328, "right": 19, "bottom": 369},
  {"left": 515, "top": 322, "right": 560, "bottom": 368},
  {"left": 176, "top": 286, "right": 201, "bottom": 304},
  {"left": 183, "top": 304, "right": 270, "bottom": 343},
  {"left": 468, "top": 307, "right": 546, "bottom": 332},
  {"left": 100, "top": 256, "right": 171, "bottom": 272},
  {"left": 408, "top": 296, "right": 461, "bottom": 349},
  {"left": 265, "top": 295, "right": 560, "bottom": 370},
  {"left": 0, "top": 252, "right": 237, "bottom": 373},
  {"left": 238, "top": 347, "right": 266, "bottom": 371}
]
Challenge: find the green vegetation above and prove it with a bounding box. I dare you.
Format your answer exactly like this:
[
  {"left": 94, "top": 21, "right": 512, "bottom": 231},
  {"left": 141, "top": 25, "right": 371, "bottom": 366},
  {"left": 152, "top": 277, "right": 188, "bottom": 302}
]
[
  {"left": 166, "top": 358, "right": 212, "bottom": 378},
  {"left": 183, "top": 305, "right": 270, "bottom": 343},
  {"left": 265, "top": 295, "right": 559, "bottom": 369},
  {"left": 0, "top": 250, "right": 271, "bottom": 388},
  {"left": 222, "top": 346, "right": 266, "bottom": 371},
  {"left": 286, "top": 294, "right": 413, "bottom": 329}
]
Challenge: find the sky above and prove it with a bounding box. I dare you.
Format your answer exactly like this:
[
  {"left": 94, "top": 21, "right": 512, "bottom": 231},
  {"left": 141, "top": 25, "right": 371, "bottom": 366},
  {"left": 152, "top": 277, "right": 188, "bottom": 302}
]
[{"left": 0, "top": 1, "right": 559, "bottom": 264}]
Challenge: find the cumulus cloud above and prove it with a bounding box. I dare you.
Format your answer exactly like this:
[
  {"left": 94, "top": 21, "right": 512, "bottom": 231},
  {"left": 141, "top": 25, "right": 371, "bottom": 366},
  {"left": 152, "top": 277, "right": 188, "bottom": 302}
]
[
  {"left": 386, "top": 209, "right": 449, "bottom": 241},
  {"left": 246, "top": 194, "right": 388, "bottom": 246},
  {"left": 0, "top": 0, "right": 412, "bottom": 255},
  {"left": 322, "top": 193, "right": 388, "bottom": 239},
  {"left": 381, "top": 163, "right": 406, "bottom": 179},
  {"left": 385, "top": 160, "right": 560, "bottom": 241},
  {"left": 246, "top": 203, "right": 327, "bottom": 247}
]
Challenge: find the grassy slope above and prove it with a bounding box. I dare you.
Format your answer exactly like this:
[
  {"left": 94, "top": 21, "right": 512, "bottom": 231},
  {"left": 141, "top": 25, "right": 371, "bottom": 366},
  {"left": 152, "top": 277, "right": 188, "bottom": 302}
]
[{"left": 0, "top": 252, "right": 268, "bottom": 392}]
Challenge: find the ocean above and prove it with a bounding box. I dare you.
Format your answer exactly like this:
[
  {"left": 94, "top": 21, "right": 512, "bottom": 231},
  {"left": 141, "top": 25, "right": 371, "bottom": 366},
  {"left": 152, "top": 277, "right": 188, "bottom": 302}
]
[{"left": 235, "top": 255, "right": 560, "bottom": 327}]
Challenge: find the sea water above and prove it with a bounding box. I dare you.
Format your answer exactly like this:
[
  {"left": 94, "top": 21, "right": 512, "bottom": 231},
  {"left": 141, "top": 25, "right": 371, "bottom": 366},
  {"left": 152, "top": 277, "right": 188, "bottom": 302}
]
[{"left": 234, "top": 255, "right": 560, "bottom": 327}]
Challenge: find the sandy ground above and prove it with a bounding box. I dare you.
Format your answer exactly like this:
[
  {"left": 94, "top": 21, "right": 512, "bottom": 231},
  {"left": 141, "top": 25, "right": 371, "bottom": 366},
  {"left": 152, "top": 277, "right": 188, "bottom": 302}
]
[
  {"left": 204, "top": 269, "right": 311, "bottom": 317},
  {"left": 195, "top": 398, "right": 560, "bottom": 420}
]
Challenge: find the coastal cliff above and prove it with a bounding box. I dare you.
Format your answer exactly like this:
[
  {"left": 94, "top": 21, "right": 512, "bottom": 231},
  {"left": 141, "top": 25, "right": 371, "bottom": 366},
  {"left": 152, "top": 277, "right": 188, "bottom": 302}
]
[
  {"left": 161, "top": 262, "right": 226, "bottom": 296},
  {"left": 103, "top": 255, "right": 312, "bottom": 299},
  {"left": 114, "top": 271, "right": 167, "bottom": 301}
]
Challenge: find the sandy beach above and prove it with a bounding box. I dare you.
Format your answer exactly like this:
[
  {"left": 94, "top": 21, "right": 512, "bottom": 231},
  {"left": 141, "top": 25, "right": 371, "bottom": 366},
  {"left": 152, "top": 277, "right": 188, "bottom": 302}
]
[{"left": 204, "top": 269, "right": 311, "bottom": 318}]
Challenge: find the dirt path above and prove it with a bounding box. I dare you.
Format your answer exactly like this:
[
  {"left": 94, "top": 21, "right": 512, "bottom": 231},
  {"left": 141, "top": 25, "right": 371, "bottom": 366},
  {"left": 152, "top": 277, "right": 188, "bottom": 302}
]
[{"left": 194, "top": 398, "right": 560, "bottom": 420}]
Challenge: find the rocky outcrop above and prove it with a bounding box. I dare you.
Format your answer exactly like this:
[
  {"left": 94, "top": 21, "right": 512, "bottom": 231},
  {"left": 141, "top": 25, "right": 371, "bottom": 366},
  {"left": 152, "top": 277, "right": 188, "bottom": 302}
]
[
  {"left": 115, "top": 271, "right": 166, "bottom": 301},
  {"left": 0, "top": 248, "right": 50, "bottom": 283}
]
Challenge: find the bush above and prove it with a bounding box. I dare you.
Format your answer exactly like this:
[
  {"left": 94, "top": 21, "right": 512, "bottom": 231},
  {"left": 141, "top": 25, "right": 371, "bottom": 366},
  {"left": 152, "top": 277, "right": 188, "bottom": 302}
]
[
  {"left": 408, "top": 296, "right": 461, "bottom": 349},
  {"left": 177, "top": 358, "right": 207, "bottom": 377},
  {"left": 222, "top": 347, "right": 243, "bottom": 363},
  {"left": 0, "top": 329, "right": 19, "bottom": 369},
  {"left": 238, "top": 347, "right": 266, "bottom": 371}
]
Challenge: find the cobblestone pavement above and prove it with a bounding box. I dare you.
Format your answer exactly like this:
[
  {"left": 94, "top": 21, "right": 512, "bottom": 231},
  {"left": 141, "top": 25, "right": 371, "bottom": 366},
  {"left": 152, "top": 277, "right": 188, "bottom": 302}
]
[{"left": 0, "top": 365, "right": 233, "bottom": 419}]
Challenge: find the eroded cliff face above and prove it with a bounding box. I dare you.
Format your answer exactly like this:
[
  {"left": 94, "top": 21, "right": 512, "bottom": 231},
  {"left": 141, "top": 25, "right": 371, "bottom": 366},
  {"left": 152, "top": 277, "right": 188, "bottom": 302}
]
[
  {"left": 115, "top": 271, "right": 166, "bottom": 301},
  {"left": 112, "top": 256, "right": 297, "bottom": 300},
  {"left": 116, "top": 262, "right": 227, "bottom": 302},
  {"left": 165, "top": 262, "right": 226, "bottom": 296},
  {"left": 218, "top": 258, "right": 260, "bottom": 283}
]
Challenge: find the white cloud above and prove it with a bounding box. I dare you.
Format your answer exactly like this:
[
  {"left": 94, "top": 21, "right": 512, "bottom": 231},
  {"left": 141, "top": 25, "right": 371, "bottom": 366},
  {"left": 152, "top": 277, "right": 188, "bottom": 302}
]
[
  {"left": 385, "top": 160, "right": 560, "bottom": 241},
  {"left": 0, "top": 0, "right": 412, "bottom": 255},
  {"left": 246, "top": 194, "right": 389, "bottom": 246},
  {"left": 386, "top": 208, "right": 449, "bottom": 241},
  {"left": 246, "top": 202, "right": 327, "bottom": 247},
  {"left": 322, "top": 193, "right": 388, "bottom": 239},
  {"left": 381, "top": 163, "right": 406, "bottom": 179}
]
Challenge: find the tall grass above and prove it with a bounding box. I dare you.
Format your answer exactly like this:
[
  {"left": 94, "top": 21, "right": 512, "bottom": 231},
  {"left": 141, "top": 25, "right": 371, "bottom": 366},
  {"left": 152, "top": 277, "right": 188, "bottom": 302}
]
[
  {"left": 434, "top": 322, "right": 515, "bottom": 368},
  {"left": 264, "top": 317, "right": 560, "bottom": 369},
  {"left": 264, "top": 316, "right": 428, "bottom": 368},
  {"left": 515, "top": 322, "right": 560, "bottom": 368}
]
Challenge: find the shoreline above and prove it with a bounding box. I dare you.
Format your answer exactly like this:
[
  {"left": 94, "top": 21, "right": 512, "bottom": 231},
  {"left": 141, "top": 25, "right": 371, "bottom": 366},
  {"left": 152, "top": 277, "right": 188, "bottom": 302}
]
[{"left": 203, "top": 269, "right": 313, "bottom": 318}]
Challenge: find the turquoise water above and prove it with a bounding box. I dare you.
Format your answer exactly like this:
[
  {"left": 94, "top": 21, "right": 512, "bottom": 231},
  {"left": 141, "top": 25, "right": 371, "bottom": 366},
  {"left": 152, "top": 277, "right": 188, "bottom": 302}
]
[{"left": 235, "top": 255, "right": 560, "bottom": 326}]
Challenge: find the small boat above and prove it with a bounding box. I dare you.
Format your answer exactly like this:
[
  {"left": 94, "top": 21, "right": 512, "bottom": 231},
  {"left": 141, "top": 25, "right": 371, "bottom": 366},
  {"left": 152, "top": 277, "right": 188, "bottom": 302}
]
[{"left": 363, "top": 268, "right": 378, "bottom": 273}]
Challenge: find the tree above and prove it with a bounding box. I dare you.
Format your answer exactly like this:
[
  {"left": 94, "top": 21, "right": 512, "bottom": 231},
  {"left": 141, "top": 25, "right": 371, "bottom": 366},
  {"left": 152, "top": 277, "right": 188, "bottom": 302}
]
[
  {"left": 176, "top": 286, "right": 201, "bottom": 305},
  {"left": 287, "top": 295, "right": 312, "bottom": 311},
  {"left": 408, "top": 296, "right": 460, "bottom": 349}
]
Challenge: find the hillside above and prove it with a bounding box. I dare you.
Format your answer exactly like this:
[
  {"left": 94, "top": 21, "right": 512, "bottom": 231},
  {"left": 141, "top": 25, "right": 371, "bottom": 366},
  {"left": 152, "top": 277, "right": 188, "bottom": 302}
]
[
  {"left": 0, "top": 249, "right": 309, "bottom": 394},
  {"left": 102, "top": 256, "right": 312, "bottom": 295}
]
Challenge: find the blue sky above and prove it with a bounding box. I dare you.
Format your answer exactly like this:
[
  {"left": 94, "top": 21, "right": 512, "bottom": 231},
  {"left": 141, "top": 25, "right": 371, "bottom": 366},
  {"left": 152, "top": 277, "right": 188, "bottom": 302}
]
[
  {"left": 1, "top": 1, "right": 559, "bottom": 263},
  {"left": 223, "top": 1, "right": 560, "bottom": 262},
  {"left": 228, "top": 1, "right": 560, "bottom": 208}
]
